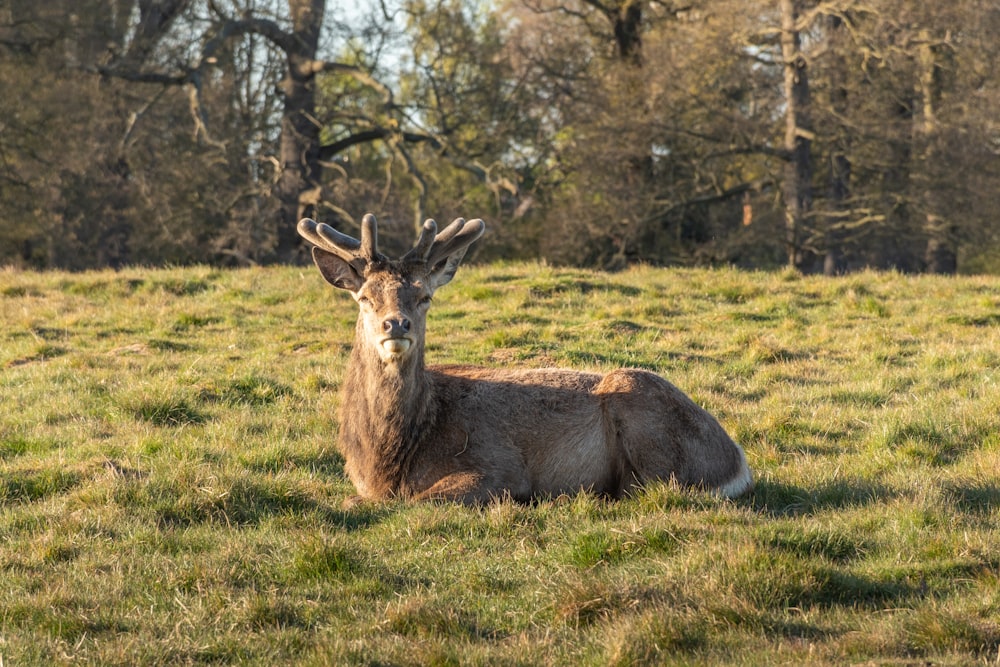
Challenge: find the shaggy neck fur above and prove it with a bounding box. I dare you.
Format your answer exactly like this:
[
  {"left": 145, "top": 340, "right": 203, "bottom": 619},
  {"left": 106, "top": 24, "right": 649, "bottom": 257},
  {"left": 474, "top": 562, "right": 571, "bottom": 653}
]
[{"left": 337, "top": 322, "right": 438, "bottom": 498}]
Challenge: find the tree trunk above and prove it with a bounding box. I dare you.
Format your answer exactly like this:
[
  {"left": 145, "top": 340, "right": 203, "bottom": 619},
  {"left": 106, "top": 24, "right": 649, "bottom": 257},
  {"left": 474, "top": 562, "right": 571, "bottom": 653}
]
[
  {"left": 274, "top": 0, "right": 325, "bottom": 262},
  {"left": 613, "top": 0, "right": 642, "bottom": 64},
  {"left": 917, "top": 29, "right": 956, "bottom": 274},
  {"left": 780, "top": 0, "right": 813, "bottom": 270},
  {"left": 873, "top": 96, "right": 915, "bottom": 271},
  {"left": 824, "top": 14, "right": 850, "bottom": 275}
]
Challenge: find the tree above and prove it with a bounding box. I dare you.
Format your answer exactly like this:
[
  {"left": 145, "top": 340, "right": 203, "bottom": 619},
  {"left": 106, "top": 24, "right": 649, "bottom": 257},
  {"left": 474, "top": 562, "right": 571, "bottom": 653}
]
[
  {"left": 807, "top": 0, "right": 1000, "bottom": 272},
  {"left": 0, "top": 0, "right": 284, "bottom": 267},
  {"left": 779, "top": 0, "right": 813, "bottom": 270},
  {"left": 100, "top": 0, "right": 336, "bottom": 260},
  {"left": 0, "top": 0, "right": 155, "bottom": 268},
  {"left": 4, "top": 0, "right": 999, "bottom": 271},
  {"left": 511, "top": 1, "right": 790, "bottom": 267},
  {"left": 99, "top": 0, "right": 535, "bottom": 261},
  {"left": 820, "top": 12, "right": 851, "bottom": 275},
  {"left": 316, "top": 0, "right": 527, "bottom": 247}
]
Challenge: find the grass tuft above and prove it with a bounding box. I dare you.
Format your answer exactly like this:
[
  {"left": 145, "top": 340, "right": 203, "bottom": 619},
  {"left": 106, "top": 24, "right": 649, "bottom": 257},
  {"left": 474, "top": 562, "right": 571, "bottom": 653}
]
[
  {"left": 202, "top": 375, "right": 294, "bottom": 406},
  {"left": 0, "top": 468, "right": 82, "bottom": 502},
  {"left": 604, "top": 608, "right": 710, "bottom": 665},
  {"left": 122, "top": 394, "right": 206, "bottom": 426},
  {"left": 901, "top": 606, "right": 1000, "bottom": 658},
  {"left": 290, "top": 536, "right": 362, "bottom": 581},
  {"left": 386, "top": 597, "right": 491, "bottom": 640}
]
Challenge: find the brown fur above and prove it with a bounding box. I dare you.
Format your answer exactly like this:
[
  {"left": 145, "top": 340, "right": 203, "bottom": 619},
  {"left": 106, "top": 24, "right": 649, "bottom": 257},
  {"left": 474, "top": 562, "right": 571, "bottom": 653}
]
[{"left": 298, "top": 215, "right": 753, "bottom": 505}]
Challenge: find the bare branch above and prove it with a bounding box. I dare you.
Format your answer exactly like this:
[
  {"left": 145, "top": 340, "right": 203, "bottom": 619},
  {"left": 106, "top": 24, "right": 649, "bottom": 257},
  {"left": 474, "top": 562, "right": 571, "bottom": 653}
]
[
  {"left": 124, "top": 0, "right": 192, "bottom": 63},
  {"left": 318, "top": 128, "right": 518, "bottom": 197},
  {"left": 648, "top": 178, "right": 775, "bottom": 223},
  {"left": 575, "top": 0, "right": 616, "bottom": 23},
  {"left": 186, "top": 75, "right": 227, "bottom": 150},
  {"left": 202, "top": 17, "right": 297, "bottom": 60},
  {"left": 307, "top": 60, "right": 394, "bottom": 105},
  {"left": 319, "top": 129, "right": 437, "bottom": 161},
  {"left": 118, "top": 88, "right": 168, "bottom": 155},
  {"left": 95, "top": 66, "right": 188, "bottom": 85},
  {"left": 387, "top": 135, "right": 428, "bottom": 226}
]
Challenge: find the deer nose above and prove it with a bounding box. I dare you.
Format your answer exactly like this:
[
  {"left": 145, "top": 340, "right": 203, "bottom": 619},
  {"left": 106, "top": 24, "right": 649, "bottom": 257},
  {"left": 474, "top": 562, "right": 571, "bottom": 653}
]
[{"left": 382, "top": 317, "right": 411, "bottom": 337}]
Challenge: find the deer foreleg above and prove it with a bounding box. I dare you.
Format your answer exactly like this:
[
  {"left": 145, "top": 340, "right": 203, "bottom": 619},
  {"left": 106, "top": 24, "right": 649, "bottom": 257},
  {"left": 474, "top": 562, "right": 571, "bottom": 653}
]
[{"left": 413, "top": 471, "right": 498, "bottom": 505}]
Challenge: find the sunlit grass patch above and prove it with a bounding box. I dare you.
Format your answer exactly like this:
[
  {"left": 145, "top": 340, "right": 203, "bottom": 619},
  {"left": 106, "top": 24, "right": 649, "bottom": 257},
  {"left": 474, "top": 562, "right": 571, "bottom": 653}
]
[
  {"left": 200, "top": 374, "right": 295, "bottom": 407},
  {"left": 601, "top": 607, "right": 714, "bottom": 664},
  {"left": 896, "top": 602, "right": 1000, "bottom": 659}
]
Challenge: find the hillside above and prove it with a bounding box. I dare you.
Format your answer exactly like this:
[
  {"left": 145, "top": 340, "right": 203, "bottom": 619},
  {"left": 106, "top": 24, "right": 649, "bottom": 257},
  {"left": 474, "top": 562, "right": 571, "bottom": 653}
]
[{"left": 2, "top": 264, "right": 998, "bottom": 665}]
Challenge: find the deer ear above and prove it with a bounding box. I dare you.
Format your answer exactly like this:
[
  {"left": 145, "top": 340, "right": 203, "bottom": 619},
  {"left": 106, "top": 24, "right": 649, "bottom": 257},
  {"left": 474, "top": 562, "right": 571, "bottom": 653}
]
[
  {"left": 428, "top": 246, "right": 471, "bottom": 290},
  {"left": 312, "top": 247, "right": 364, "bottom": 292}
]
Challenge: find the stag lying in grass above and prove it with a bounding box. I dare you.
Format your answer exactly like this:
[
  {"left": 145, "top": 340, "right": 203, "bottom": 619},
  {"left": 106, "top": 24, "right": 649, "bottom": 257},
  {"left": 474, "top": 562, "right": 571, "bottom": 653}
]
[{"left": 298, "top": 214, "right": 753, "bottom": 504}]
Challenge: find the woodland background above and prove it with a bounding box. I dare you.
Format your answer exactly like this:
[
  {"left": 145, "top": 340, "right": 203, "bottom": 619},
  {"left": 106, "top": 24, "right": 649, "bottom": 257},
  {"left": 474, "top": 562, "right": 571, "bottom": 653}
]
[{"left": 2, "top": 0, "right": 999, "bottom": 273}]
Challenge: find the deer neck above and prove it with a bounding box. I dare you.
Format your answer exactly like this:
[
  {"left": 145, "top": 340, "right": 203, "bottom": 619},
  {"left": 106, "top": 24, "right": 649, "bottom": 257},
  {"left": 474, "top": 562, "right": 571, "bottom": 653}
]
[{"left": 337, "top": 327, "right": 437, "bottom": 496}]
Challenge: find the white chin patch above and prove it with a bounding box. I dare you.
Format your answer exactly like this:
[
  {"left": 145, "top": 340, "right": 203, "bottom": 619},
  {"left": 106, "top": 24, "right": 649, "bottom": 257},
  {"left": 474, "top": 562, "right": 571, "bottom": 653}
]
[{"left": 381, "top": 339, "right": 411, "bottom": 356}]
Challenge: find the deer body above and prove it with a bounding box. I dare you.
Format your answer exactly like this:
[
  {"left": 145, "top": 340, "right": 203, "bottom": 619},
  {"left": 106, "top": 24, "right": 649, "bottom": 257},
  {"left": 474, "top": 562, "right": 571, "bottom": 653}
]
[{"left": 299, "top": 215, "right": 752, "bottom": 504}]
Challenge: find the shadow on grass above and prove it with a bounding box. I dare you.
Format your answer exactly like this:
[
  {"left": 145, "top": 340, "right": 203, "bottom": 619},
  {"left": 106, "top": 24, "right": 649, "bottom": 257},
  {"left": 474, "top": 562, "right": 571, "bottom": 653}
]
[
  {"left": 386, "top": 598, "right": 505, "bottom": 642},
  {"left": 0, "top": 468, "right": 83, "bottom": 503},
  {"left": 526, "top": 278, "right": 642, "bottom": 300},
  {"left": 112, "top": 474, "right": 390, "bottom": 532},
  {"left": 324, "top": 501, "right": 393, "bottom": 532},
  {"left": 744, "top": 476, "right": 898, "bottom": 517},
  {"left": 943, "top": 481, "right": 1000, "bottom": 519}
]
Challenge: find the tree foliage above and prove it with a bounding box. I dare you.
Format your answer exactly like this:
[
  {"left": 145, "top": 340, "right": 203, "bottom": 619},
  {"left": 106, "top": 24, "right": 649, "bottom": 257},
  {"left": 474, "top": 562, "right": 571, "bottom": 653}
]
[{"left": 1, "top": 0, "right": 998, "bottom": 272}]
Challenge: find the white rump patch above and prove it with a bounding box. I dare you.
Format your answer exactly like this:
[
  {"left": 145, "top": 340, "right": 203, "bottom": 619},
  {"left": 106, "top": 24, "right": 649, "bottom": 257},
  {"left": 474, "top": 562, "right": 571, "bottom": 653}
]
[{"left": 717, "top": 443, "right": 754, "bottom": 498}]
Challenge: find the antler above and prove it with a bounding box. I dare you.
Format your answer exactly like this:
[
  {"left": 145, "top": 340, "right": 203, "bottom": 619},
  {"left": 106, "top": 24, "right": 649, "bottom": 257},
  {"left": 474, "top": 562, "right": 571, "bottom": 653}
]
[
  {"left": 402, "top": 217, "right": 486, "bottom": 266},
  {"left": 297, "top": 214, "right": 383, "bottom": 264},
  {"left": 403, "top": 219, "right": 436, "bottom": 261},
  {"left": 300, "top": 213, "right": 484, "bottom": 268}
]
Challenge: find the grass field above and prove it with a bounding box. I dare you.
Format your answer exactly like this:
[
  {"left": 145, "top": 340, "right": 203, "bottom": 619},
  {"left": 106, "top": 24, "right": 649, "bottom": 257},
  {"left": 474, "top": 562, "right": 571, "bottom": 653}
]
[{"left": 1, "top": 263, "right": 999, "bottom": 665}]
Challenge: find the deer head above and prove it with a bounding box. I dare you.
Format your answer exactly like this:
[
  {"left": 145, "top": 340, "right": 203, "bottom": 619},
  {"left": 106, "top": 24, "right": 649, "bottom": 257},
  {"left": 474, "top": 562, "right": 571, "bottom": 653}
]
[{"left": 298, "top": 214, "right": 485, "bottom": 364}]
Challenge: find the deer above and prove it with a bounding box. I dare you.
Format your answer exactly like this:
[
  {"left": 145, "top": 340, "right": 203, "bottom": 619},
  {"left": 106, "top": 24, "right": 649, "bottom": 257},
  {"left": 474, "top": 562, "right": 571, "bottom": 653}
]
[{"left": 297, "top": 214, "right": 753, "bottom": 505}]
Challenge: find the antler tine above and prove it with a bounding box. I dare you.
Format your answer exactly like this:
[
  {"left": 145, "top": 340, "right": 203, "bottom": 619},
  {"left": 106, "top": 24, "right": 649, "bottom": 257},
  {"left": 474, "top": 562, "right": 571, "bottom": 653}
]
[
  {"left": 360, "top": 214, "right": 379, "bottom": 259},
  {"left": 403, "top": 219, "right": 438, "bottom": 262},
  {"left": 433, "top": 217, "right": 467, "bottom": 246},
  {"left": 298, "top": 214, "right": 386, "bottom": 263},
  {"left": 297, "top": 218, "right": 361, "bottom": 261},
  {"left": 426, "top": 218, "right": 486, "bottom": 267}
]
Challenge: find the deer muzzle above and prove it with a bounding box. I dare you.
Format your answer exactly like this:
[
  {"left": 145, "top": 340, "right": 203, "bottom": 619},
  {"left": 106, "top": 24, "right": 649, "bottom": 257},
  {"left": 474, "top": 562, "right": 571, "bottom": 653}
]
[
  {"left": 381, "top": 338, "right": 412, "bottom": 355},
  {"left": 380, "top": 316, "right": 413, "bottom": 356}
]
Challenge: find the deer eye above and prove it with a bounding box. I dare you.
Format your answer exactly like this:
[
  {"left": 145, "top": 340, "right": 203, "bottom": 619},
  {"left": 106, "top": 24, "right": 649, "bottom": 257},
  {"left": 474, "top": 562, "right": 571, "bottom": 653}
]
[
  {"left": 419, "top": 295, "right": 432, "bottom": 305},
  {"left": 357, "top": 295, "right": 372, "bottom": 306}
]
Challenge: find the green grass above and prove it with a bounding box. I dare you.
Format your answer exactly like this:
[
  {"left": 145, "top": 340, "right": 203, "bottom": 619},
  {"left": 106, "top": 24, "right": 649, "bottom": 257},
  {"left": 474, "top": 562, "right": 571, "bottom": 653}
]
[{"left": 1, "top": 263, "right": 999, "bottom": 665}]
